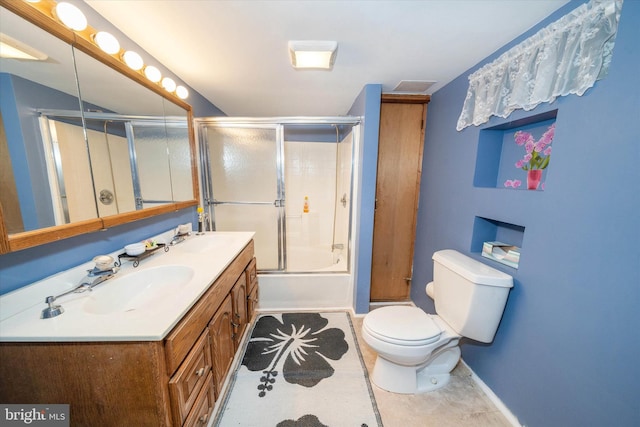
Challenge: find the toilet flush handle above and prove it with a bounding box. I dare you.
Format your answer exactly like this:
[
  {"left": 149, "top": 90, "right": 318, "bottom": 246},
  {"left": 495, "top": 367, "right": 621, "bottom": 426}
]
[{"left": 426, "top": 281, "right": 435, "bottom": 299}]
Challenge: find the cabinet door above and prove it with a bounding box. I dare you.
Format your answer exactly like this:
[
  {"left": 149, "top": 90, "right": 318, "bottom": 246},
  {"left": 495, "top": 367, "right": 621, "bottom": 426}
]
[
  {"left": 231, "top": 274, "right": 248, "bottom": 350},
  {"left": 208, "top": 294, "right": 235, "bottom": 396},
  {"left": 371, "top": 95, "right": 429, "bottom": 301}
]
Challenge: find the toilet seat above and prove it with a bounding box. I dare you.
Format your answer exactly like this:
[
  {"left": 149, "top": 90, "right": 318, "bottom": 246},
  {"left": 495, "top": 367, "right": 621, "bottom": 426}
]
[{"left": 363, "top": 306, "right": 441, "bottom": 346}]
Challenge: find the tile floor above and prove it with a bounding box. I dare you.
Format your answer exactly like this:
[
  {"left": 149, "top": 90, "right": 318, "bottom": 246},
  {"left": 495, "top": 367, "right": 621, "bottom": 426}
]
[{"left": 351, "top": 315, "right": 514, "bottom": 427}]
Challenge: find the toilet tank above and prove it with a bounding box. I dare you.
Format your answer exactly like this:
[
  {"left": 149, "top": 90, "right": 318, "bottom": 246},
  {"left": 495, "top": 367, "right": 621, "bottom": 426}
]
[{"left": 432, "top": 250, "right": 513, "bottom": 343}]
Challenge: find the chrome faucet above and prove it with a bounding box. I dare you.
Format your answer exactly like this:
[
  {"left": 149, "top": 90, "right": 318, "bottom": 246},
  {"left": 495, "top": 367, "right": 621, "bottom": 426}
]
[
  {"left": 41, "top": 267, "right": 119, "bottom": 319},
  {"left": 170, "top": 228, "right": 190, "bottom": 246}
]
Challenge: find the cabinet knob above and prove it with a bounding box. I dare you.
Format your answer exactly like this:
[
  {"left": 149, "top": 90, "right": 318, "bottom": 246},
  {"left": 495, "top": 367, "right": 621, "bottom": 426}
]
[
  {"left": 195, "top": 367, "right": 205, "bottom": 377},
  {"left": 231, "top": 321, "right": 240, "bottom": 327},
  {"left": 199, "top": 413, "right": 209, "bottom": 424}
]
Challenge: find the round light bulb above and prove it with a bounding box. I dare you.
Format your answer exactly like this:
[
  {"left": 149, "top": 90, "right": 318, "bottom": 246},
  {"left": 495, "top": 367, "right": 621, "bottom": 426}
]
[
  {"left": 122, "top": 51, "right": 144, "bottom": 71},
  {"left": 55, "top": 2, "right": 87, "bottom": 31},
  {"left": 161, "top": 77, "right": 177, "bottom": 92},
  {"left": 144, "top": 66, "right": 162, "bottom": 83},
  {"left": 93, "top": 31, "right": 120, "bottom": 55},
  {"left": 176, "top": 85, "right": 189, "bottom": 99}
]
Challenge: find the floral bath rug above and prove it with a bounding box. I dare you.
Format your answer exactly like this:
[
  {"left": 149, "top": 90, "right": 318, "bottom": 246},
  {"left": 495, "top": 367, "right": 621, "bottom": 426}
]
[{"left": 213, "top": 311, "right": 383, "bottom": 426}]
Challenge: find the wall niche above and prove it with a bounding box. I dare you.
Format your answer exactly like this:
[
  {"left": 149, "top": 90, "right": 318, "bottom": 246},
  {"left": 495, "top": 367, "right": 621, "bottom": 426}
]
[
  {"left": 471, "top": 216, "right": 525, "bottom": 269},
  {"left": 473, "top": 110, "right": 557, "bottom": 191}
]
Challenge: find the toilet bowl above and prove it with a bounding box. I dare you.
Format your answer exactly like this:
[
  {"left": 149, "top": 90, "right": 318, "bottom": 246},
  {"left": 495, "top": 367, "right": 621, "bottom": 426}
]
[
  {"left": 362, "top": 249, "right": 513, "bottom": 394},
  {"left": 362, "top": 306, "right": 461, "bottom": 393}
]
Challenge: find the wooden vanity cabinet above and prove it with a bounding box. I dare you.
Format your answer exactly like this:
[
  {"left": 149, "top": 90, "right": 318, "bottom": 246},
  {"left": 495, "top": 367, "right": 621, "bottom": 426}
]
[{"left": 0, "top": 240, "right": 256, "bottom": 427}]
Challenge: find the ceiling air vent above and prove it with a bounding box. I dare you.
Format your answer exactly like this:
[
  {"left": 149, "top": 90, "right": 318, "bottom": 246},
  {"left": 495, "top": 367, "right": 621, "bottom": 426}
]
[{"left": 391, "top": 80, "right": 436, "bottom": 94}]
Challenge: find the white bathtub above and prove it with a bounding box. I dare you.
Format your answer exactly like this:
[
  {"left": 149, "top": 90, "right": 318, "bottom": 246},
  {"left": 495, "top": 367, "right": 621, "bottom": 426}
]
[
  {"left": 257, "top": 245, "right": 353, "bottom": 311},
  {"left": 286, "top": 245, "right": 345, "bottom": 272}
]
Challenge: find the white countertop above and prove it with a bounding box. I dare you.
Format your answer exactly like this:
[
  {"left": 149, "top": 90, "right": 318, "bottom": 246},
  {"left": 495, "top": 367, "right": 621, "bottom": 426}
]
[{"left": 0, "top": 231, "right": 254, "bottom": 342}]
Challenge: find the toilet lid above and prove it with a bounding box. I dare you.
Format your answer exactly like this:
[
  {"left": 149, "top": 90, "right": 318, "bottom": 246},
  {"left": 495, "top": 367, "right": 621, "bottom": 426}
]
[{"left": 364, "top": 306, "right": 441, "bottom": 345}]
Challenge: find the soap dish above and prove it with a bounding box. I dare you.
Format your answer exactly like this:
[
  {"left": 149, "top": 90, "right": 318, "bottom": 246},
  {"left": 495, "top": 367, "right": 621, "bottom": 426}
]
[{"left": 116, "top": 243, "right": 169, "bottom": 268}]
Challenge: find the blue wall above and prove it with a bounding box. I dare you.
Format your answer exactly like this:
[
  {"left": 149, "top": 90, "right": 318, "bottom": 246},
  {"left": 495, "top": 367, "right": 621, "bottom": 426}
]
[
  {"left": 412, "top": 2, "right": 639, "bottom": 426},
  {"left": 348, "top": 84, "right": 382, "bottom": 314}
]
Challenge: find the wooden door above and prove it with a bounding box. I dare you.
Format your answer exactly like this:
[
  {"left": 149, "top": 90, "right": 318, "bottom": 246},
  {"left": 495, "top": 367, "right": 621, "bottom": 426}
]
[{"left": 370, "top": 94, "right": 429, "bottom": 301}]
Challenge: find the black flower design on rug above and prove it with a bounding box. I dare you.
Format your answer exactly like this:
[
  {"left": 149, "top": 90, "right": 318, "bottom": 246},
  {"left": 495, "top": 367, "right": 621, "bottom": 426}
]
[
  {"left": 276, "top": 414, "right": 328, "bottom": 427},
  {"left": 242, "top": 313, "right": 349, "bottom": 397}
]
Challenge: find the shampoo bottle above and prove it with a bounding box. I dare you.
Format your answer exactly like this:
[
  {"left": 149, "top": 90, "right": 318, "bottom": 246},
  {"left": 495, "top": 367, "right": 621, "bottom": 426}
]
[{"left": 303, "top": 196, "right": 309, "bottom": 213}]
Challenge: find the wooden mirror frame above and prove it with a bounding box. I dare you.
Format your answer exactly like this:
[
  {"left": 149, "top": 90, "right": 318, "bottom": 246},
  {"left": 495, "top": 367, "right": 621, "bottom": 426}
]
[{"left": 0, "top": 0, "right": 199, "bottom": 253}]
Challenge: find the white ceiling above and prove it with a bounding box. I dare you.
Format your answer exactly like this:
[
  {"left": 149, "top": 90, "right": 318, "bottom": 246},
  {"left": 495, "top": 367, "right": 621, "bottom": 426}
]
[{"left": 85, "top": 0, "right": 569, "bottom": 117}]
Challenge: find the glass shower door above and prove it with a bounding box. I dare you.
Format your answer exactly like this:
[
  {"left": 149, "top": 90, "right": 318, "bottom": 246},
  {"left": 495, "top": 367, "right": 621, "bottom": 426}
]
[{"left": 200, "top": 124, "right": 284, "bottom": 271}]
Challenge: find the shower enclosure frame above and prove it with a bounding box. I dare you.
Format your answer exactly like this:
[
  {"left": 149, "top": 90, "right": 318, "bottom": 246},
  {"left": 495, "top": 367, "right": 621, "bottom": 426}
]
[{"left": 196, "top": 116, "right": 360, "bottom": 274}]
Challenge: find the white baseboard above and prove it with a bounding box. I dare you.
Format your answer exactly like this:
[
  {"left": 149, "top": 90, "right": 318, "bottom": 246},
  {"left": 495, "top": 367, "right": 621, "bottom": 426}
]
[{"left": 460, "top": 359, "right": 522, "bottom": 427}]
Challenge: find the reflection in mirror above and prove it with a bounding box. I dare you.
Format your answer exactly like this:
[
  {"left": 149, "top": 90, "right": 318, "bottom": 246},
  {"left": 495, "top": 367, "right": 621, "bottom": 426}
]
[
  {"left": 0, "top": 2, "right": 199, "bottom": 253},
  {"left": 163, "top": 98, "right": 194, "bottom": 202},
  {"left": 73, "top": 47, "right": 194, "bottom": 210},
  {"left": 129, "top": 121, "right": 173, "bottom": 208},
  {"left": 40, "top": 116, "right": 99, "bottom": 224},
  {"left": 73, "top": 46, "right": 170, "bottom": 212},
  {"left": 0, "top": 7, "right": 85, "bottom": 234}
]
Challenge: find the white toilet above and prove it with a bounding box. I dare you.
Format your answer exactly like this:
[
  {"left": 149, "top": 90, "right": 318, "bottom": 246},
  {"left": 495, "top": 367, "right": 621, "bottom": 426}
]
[{"left": 362, "top": 249, "right": 513, "bottom": 394}]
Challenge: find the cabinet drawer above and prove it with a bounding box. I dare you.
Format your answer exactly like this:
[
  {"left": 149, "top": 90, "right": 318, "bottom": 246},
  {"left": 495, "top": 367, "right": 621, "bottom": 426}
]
[
  {"left": 169, "top": 330, "right": 212, "bottom": 426},
  {"left": 182, "top": 371, "right": 215, "bottom": 427},
  {"left": 245, "top": 257, "right": 257, "bottom": 293}
]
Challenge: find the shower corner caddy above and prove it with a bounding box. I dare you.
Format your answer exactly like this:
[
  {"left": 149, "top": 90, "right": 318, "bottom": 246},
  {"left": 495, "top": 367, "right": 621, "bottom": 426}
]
[{"left": 116, "top": 243, "right": 169, "bottom": 268}]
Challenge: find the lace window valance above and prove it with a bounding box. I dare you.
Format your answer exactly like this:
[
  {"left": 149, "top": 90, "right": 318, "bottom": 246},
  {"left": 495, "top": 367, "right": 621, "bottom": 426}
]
[{"left": 456, "top": 0, "right": 623, "bottom": 131}]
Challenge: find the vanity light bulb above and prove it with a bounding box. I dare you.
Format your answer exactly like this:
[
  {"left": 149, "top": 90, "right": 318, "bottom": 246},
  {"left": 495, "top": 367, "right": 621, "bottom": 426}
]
[
  {"left": 122, "top": 50, "right": 144, "bottom": 71},
  {"left": 94, "top": 31, "right": 120, "bottom": 55},
  {"left": 162, "top": 77, "right": 176, "bottom": 92},
  {"left": 54, "top": 2, "right": 88, "bottom": 32},
  {"left": 176, "top": 85, "right": 189, "bottom": 99},
  {"left": 144, "top": 65, "right": 162, "bottom": 83}
]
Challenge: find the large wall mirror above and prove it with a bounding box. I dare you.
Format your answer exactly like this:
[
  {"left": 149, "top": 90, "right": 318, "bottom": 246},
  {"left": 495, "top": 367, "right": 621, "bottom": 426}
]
[{"left": 0, "top": 2, "right": 198, "bottom": 252}]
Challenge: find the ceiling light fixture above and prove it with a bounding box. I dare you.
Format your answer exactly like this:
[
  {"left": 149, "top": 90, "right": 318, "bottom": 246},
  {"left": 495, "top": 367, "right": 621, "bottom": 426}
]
[
  {"left": 93, "top": 31, "right": 120, "bottom": 55},
  {"left": 0, "top": 33, "right": 48, "bottom": 61},
  {"left": 122, "top": 50, "right": 143, "bottom": 70},
  {"left": 288, "top": 40, "right": 338, "bottom": 70},
  {"left": 144, "top": 65, "right": 161, "bottom": 83},
  {"left": 54, "top": 2, "right": 87, "bottom": 32}
]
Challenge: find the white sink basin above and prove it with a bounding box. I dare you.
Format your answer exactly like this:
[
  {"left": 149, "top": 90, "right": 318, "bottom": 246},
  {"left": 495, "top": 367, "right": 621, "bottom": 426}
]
[
  {"left": 83, "top": 265, "right": 194, "bottom": 315},
  {"left": 180, "top": 236, "right": 227, "bottom": 253}
]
